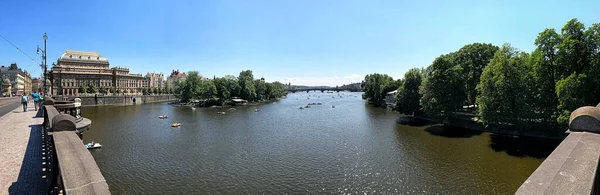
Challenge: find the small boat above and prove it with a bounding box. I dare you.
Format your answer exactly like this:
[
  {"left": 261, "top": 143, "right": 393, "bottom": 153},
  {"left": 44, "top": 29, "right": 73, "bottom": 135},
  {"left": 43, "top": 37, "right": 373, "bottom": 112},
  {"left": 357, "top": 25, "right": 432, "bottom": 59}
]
[
  {"left": 191, "top": 107, "right": 196, "bottom": 110},
  {"left": 299, "top": 107, "right": 304, "bottom": 109},
  {"left": 255, "top": 109, "right": 261, "bottom": 112},
  {"left": 332, "top": 105, "right": 335, "bottom": 108},
  {"left": 228, "top": 108, "right": 236, "bottom": 111},
  {"left": 86, "top": 142, "right": 102, "bottom": 149},
  {"left": 159, "top": 115, "right": 169, "bottom": 119},
  {"left": 172, "top": 123, "right": 181, "bottom": 127},
  {"left": 305, "top": 105, "right": 311, "bottom": 108},
  {"left": 217, "top": 111, "right": 226, "bottom": 115}
]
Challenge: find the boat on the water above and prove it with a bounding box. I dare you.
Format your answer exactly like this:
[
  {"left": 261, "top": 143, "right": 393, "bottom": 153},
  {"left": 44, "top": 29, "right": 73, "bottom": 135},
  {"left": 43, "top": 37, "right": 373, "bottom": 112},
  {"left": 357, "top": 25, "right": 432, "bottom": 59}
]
[
  {"left": 217, "top": 111, "right": 226, "bottom": 115},
  {"left": 332, "top": 105, "right": 335, "bottom": 108},
  {"left": 228, "top": 108, "right": 236, "bottom": 111},
  {"left": 86, "top": 142, "right": 102, "bottom": 149},
  {"left": 255, "top": 109, "right": 261, "bottom": 112},
  {"left": 305, "top": 105, "right": 311, "bottom": 108},
  {"left": 159, "top": 115, "right": 169, "bottom": 119},
  {"left": 172, "top": 123, "right": 181, "bottom": 127},
  {"left": 299, "top": 107, "right": 304, "bottom": 109}
]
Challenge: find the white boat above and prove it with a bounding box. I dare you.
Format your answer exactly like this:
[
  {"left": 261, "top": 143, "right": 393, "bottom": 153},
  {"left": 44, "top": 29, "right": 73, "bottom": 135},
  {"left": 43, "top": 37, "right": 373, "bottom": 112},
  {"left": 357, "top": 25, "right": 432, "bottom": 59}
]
[
  {"left": 228, "top": 108, "right": 236, "bottom": 111},
  {"left": 86, "top": 142, "right": 102, "bottom": 149},
  {"left": 159, "top": 115, "right": 169, "bottom": 119},
  {"left": 191, "top": 107, "right": 196, "bottom": 110},
  {"left": 255, "top": 109, "right": 261, "bottom": 112},
  {"left": 217, "top": 111, "right": 226, "bottom": 115}
]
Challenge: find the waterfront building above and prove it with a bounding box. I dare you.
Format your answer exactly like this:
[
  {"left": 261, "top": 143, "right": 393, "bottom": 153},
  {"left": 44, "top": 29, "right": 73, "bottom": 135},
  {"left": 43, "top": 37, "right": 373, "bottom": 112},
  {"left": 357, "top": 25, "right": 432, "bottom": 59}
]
[
  {"left": 166, "top": 70, "right": 187, "bottom": 89},
  {"left": 32, "top": 78, "right": 42, "bottom": 93},
  {"left": 0, "top": 63, "right": 32, "bottom": 95},
  {"left": 145, "top": 72, "right": 164, "bottom": 89},
  {"left": 49, "top": 50, "right": 147, "bottom": 96}
]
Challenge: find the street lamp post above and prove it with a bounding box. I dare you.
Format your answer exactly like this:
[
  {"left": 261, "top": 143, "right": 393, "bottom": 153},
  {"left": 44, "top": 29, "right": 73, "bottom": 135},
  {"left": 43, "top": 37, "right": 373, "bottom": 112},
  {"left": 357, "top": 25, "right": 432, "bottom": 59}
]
[{"left": 37, "top": 33, "right": 48, "bottom": 95}]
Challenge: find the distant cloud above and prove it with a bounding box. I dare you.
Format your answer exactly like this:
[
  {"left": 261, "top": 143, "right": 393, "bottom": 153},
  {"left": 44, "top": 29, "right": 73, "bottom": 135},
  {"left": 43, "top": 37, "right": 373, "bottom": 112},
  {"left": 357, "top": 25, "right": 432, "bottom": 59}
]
[{"left": 268, "top": 74, "right": 364, "bottom": 87}]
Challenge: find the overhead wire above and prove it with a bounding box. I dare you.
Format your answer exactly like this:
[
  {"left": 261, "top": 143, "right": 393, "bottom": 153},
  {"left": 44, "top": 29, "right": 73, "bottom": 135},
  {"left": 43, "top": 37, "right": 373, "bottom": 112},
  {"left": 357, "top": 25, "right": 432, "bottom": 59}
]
[{"left": 0, "top": 33, "right": 44, "bottom": 73}]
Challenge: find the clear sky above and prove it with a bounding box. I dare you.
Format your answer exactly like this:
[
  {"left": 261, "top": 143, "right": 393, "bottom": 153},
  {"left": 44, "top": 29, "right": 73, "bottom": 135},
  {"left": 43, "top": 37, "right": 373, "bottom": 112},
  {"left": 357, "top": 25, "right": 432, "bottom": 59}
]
[{"left": 1, "top": 0, "right": 598, "bottom": 86}]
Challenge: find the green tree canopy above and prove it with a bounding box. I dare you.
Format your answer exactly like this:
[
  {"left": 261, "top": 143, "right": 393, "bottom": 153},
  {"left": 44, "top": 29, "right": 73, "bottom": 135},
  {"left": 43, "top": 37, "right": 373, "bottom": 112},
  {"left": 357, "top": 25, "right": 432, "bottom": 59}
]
[
  {"left": 238, "top": 70, "right": 256, "bottom": 101},
  {"left": 396, "top": 68, "right": 424, "bottom": 114},
  {"left": 476, "top": 44, "right": 536, "bottom": 125},
  {"left": 454, "top": 43, "right": 499, "bottom": 105},
  {"left": 420, "top": 54, "right": 465, "bottom": 119}
]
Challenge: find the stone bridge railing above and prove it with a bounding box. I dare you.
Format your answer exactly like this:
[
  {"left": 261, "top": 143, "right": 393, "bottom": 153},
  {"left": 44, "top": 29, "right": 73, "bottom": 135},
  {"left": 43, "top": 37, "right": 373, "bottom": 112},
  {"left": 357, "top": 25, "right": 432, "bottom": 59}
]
[
  {"left": 42, "top": 97, "right": 110, "bottom": 195},
  {"left": 516, "top": 104, "right": 600, "bottom": 194}
]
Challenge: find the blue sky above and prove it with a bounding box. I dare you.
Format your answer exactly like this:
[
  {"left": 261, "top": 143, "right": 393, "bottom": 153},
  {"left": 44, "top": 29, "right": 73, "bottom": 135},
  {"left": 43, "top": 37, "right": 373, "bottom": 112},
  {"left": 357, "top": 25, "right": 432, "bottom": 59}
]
[{"left": 1, "top": 0, "right": 598, "bottom": 86}]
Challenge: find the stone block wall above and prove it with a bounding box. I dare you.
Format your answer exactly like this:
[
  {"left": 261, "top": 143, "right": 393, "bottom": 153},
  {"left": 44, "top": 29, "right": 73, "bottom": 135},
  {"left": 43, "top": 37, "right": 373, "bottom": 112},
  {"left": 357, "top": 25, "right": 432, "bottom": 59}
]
[{"left": 54, "top": 95, "right": 177, "bottom": 106}]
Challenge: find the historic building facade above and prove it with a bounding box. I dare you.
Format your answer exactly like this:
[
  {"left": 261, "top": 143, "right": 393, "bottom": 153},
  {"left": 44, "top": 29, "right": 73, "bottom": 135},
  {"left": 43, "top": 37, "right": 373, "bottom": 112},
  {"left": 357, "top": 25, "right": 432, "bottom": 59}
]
[
  {"left": 145, "top": 72, "right": 164, "bottom": 89},
  {"left": 166, "top": 70, "right": 186, "bottom": 89},
  {"left": 49, "top": 50, "right": 148, "bottom": 96},
  {"left": 0, "top": 63, "right": 32, "bottom": 95}
]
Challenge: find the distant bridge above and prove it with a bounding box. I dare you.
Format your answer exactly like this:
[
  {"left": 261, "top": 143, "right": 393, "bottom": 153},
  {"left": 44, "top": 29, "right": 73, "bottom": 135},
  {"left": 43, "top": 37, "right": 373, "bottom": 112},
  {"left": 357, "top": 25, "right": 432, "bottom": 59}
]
[{"left": 287, "top": 88, "right": 363, "bottom": 93}]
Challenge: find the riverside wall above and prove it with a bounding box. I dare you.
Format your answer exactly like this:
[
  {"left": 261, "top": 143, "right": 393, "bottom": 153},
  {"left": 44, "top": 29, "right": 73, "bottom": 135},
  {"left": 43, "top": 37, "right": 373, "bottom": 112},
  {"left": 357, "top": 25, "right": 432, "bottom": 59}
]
[{"left": 53, "top": 95, "right": 177, "bottom": 106}]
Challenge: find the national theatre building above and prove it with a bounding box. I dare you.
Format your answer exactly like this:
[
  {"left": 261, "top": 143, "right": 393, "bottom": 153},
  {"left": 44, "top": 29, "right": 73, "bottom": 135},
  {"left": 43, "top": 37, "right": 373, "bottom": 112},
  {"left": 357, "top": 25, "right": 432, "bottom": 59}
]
[{"left": 49, "top": 50, "right": 148, "bottom": 96}]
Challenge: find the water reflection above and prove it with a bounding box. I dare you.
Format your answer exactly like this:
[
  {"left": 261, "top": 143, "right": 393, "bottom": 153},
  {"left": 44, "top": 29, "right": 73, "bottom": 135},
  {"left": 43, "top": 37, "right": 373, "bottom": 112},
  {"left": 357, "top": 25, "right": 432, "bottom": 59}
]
[{"left": 82, "top": 92, "right": 557, "bottom": 194}]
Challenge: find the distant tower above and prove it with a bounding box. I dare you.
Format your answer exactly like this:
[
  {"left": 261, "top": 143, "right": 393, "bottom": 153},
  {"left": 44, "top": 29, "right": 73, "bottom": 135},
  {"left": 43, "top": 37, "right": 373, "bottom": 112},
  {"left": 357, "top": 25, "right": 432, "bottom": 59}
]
[{"left": 214, "top": 75, "right": 216, "bottom": 80}]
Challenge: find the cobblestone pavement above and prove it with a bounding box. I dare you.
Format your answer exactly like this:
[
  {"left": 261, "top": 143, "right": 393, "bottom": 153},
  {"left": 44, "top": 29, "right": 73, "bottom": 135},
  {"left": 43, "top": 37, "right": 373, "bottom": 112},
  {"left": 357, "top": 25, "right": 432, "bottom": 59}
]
[{"left": 0, "top": 105, "right": 45, "bottom": 195}]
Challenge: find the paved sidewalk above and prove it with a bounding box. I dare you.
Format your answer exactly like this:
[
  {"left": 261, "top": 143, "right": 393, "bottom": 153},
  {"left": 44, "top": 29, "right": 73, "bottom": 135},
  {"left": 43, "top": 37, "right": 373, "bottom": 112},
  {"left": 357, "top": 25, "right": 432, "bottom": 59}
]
[{"left": 0, "top": 103, "right": 44, "bottom": 195}]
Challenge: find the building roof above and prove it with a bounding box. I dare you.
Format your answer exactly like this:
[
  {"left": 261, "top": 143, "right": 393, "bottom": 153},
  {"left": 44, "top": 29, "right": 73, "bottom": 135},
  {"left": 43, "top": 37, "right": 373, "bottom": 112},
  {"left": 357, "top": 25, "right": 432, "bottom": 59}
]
[{"left": 59, "top": 50, "right": 108, "bottom": 63}]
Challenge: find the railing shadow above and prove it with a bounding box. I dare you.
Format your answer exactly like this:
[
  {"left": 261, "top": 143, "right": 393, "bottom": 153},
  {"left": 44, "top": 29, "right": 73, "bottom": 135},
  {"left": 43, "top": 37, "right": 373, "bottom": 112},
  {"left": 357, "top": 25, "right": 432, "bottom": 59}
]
[
  {"left": 8, "top": 124, "right": 48, "bottom": 195},
  {"left": 489, "top": 134, "right": 561, "bottom": 158},
  {"left": 424, "top": 124, "right": 483, "bottom": 138},
  {"left": 397, "top": 116, "right": 436, "bottom": 127},
  {"left": 33, "top": 107, "right": 44, "bottom": 118}
]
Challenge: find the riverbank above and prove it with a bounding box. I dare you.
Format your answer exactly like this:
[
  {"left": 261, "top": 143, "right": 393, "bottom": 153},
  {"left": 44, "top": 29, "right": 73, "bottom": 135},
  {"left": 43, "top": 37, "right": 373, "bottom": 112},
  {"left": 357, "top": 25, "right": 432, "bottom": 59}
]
[
  {"left": 53, "top": 95, "right": 177, "bottom": 107},
  {"left": 397, "top": 115, "right": 566, "bottom": 140}
]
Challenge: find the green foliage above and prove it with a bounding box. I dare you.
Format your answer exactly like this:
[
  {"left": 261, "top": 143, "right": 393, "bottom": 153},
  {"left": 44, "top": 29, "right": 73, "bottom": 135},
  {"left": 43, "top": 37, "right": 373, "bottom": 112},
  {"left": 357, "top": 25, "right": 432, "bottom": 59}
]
[
  {"left": 396, "top": 68, "right": 424, "bottom": 114},
  {"left": 555, "top": 73, "right": 588, "bottom": 126},
  {"left": 454, "top": 43, "right": 499, "bottom": 104},
  {"left": 477, "top": 44, "right": 536, "bottom": 125},
  {"left": 238, "top": 70, "right": 257, "bottom": 101},
  {"left": 175, "top": 70, "right": 282, "bottom": 103},
  {"left": 109, "top": 86, "right": 115, "bottom": 93},
  {"left": 79, "top": 84, "right": 87, "bottom": 94},
  {"left": 362, "top": 73, "right": 395, "bottom": 106},
  {"left": 420, "top": 54, "right": 465, "bottom": 119},
  {"left": 87, "top": 84, "right": 97, "bottom": 94},
  {"left": 99, "top": 86, "right": 107, "bottom": 95}
]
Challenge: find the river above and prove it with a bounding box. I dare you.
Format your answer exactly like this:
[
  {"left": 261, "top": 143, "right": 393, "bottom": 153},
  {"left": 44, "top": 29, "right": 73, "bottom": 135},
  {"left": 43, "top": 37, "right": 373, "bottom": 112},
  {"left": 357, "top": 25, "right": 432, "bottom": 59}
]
[{"left": 82, "top": 92, "right": 560, "bottom": 194}]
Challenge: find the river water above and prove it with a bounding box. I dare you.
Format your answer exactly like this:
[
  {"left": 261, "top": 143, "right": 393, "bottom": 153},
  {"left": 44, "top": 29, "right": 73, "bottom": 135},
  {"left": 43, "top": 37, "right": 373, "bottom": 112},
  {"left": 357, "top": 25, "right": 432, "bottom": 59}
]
[{"left": 82, "top": 92, "right": 560, "bottom": 194}]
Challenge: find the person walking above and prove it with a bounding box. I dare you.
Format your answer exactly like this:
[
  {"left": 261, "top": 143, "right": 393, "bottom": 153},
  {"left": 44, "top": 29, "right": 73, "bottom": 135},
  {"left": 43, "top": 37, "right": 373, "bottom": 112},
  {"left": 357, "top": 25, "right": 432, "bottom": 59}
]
[
  {"left": 21, "top": 93, "right": 28, "bottom": 112},
  {"left": 32, "top": 91, "right": 40, "bottom": 111}
]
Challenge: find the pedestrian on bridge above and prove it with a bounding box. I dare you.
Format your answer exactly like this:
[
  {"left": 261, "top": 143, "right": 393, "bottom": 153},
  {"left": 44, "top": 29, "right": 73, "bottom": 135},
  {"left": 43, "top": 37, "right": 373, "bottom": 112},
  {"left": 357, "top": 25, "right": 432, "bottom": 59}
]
[
  {"left": 21, "top": 93, "right": 28, "bottom": 112},
  {"left": 32, "top": 91, "right": 40, "bottom": 111}
]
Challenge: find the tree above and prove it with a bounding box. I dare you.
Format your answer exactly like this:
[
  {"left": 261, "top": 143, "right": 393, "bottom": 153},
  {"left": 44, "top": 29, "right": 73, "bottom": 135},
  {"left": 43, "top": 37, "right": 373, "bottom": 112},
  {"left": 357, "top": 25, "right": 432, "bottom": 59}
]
[
  {"left": 476, "top": 44, "right": 536, "bottom": 125},
  {"left": 555, "top": 73, "right": 589, "bottom": 126},
  {"left": 109, "top": 86, "right": 115, "bottom": 94},
  {"left": 214, "top": 77, "right": 231, "bottom": 101},
  {"left": 198, "top": 80, "right": 217, "bottom": 99},
  {"left": 420, "top": 54, "right": 465, "bottom": 119},
  {"left": 531, "top": 28, "right": 562, "bottom": 124},
  {"left": 556, "top": 19, "right": 589, "bottom": 79},
  {"left": 396, "top": 68, "right": 424, "bottom": 115},
  {"left": 238, "top": 70, "right": 256, "bottom": 101},
  {"left": 454, "top": 43, "right": 499, "bottom": 105},
  {"left": 99, "top": 86, "right": 107, "bottom": 95},
  {"left": 254, "top": 79, "right": 267, "bottom": 101},
  {"left": 87, "top": 84, "right": 97, "bottom": 94},
  {"left": 362, "top": 73, "right": 395, "bottom": 106},
  {"left": 79, "top": 84, "right": 88, "bottom": 94}
]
